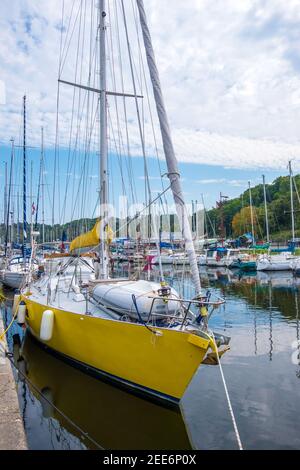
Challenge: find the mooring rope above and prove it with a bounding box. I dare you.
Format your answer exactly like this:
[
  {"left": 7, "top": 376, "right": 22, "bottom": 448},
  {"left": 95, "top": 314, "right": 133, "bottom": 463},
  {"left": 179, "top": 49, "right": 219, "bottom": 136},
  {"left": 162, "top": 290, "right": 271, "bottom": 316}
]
[{"left": 212, "top": 333, "right": 243, "bottom": 450}]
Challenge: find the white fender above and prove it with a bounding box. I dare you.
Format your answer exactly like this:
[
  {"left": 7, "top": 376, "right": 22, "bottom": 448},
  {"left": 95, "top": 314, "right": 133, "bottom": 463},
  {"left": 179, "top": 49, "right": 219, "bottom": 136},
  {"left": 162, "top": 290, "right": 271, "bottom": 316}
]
[
  {"left": 17, "top": 302, "right": 27, "bottom": 324},
  {"left": 40, "top": 310, "right": 55, "bottom": 341}
]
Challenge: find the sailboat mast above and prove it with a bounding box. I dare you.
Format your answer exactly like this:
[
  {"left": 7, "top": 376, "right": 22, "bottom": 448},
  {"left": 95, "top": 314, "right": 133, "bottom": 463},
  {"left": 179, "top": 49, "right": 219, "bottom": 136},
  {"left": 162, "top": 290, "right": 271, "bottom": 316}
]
[
  {"left": 4, "top": 139, "right": 14, "bottom": 257},
  {"left": 262, "top": 175, "right": 269, "bottom": 243},
  {"left": 136, "top": 0, "right": 201, "bottom": 294},
  {"left": 201, "top": 194, "right": 207, "bottom": 237},
  {"left": 41, "top": 127, "right": 45, "bottom": 246},
  {"left": 98, "top": 0, "right": 109, "bottom": 279},
  {"left": 17, "top": 191, "right": 20, "bottom": 244},
  {"left": 289, "top": 160, "right": 295, "bottom": 242},
  {"left": 30, "top": 160, "right": 33, "bottom": 233},
  {"left": 23, "top": 95, "right": 27, "bottom": 265},
  {"left": 248, "top": 181, "right": 255, "bottom": 245},
  {"left": 35, "top": 127, "right": 43, "bottom": 229},
  {"left": 4, "top": 162, "right": 7, "bottom": 230}
]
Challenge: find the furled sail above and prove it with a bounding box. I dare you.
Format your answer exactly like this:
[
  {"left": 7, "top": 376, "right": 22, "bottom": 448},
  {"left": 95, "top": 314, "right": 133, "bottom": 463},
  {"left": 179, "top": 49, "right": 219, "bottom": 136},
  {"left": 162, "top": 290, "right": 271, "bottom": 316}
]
[
  {"left": 70, "top": 220, "right": 113, "bottom": 254},
  {"left": 136, "top": 0, "right": 202, "bottom": 295}
]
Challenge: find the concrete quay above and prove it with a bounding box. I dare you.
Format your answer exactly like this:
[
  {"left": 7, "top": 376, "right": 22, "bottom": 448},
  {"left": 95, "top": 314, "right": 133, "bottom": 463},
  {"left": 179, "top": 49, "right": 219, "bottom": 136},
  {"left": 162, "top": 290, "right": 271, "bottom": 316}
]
[{"left": 0, "top": 312, "right": 27, "bottom": 450}]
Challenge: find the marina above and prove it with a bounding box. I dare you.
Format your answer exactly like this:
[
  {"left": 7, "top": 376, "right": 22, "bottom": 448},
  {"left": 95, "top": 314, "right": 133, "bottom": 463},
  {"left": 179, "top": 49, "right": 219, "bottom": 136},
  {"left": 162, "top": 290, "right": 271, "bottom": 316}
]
[{"left": 2, "top": 267, "right": 300, "bottom": 449}]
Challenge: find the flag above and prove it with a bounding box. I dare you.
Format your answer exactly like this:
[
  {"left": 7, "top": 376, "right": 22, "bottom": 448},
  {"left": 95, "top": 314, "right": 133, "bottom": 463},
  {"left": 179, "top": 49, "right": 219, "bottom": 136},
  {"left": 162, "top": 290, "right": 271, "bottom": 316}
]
[{"left": 32, "top": 202, "right": 36, "bottom": 215}]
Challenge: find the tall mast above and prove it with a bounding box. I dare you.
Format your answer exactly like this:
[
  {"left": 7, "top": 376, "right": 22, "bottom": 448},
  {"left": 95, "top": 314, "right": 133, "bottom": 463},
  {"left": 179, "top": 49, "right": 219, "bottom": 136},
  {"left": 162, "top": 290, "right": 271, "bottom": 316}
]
[
  {"left": 195, "top": 199, "right": 198, "bottom": 239},
  {"left": 136, "top": 0, "right": 201, "bottom": 294},
  {"left": 23, "top": 95, "right": 27, "bottom": 265},
  {"left": 98, "top": 0, "right": 109, "bottom": 279},
  {"left": 289, "top": 160, "right": 295, "bottom": 242},
  {"left": 4, "top": 161, "right": 7, "bottom": 230},
  {"left": 248, "top": 181, "right": 255, "bottom": 245},
  {"left": 191, "top": 200, "right": 195, "bottom": 233},
  {"left": 30, "top": 160, "right": 33, "bottom": 234},
  {"left": 35, "top": 127, "right": 43, "bottom": 229},
  {"left": 41, "top": 128, "right": 45, "bottom": 246},
  {"left": 10, "top": 205, "right": 14, "bottom": 247},
  {"left": 201, "top": 194, "right": 207, "bottom": 237},
  {"left": 35, "top": 126, "right": 45, "bottom": 246},
  {"left": 17, "top": 191, "right": 20, "bottom": 244},
  {"left": 262, "top": 174, "right": 269, "bottom": 243}
]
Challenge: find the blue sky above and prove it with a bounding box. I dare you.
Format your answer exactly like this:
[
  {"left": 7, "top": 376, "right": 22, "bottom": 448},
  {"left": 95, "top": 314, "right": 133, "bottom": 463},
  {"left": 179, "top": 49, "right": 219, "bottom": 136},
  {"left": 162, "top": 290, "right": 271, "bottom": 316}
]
[
  {"left": 0, "top": 142, "right": 285, "bottom": 226},
  {"left": 1, "top": 0, "right": 300, "bottom": 224}
]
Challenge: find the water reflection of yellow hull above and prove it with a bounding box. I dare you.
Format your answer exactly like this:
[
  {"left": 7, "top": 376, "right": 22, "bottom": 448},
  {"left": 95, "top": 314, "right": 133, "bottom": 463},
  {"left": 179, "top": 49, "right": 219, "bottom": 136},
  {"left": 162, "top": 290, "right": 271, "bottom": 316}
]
[
  {"left": 21, "top": 333, "right": 192, "bottom": 450},
  {"left": 23, "top": 297, "right": 212, "bottom": 404}
]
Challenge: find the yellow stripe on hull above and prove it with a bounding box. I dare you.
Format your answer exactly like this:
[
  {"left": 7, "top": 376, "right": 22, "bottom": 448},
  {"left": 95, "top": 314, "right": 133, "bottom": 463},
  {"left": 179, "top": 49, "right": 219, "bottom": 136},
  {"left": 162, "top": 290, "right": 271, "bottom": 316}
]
[{"left": 23, "top": 297, "right": 212, "bottom": 402}]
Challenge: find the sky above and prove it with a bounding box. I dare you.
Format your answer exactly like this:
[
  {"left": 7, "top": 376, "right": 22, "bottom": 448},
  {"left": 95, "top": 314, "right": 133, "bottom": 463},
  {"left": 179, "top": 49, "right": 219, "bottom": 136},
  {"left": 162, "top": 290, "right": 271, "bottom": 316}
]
[{"left": 1, "top": 0, "right": 300, "bottom": 224}]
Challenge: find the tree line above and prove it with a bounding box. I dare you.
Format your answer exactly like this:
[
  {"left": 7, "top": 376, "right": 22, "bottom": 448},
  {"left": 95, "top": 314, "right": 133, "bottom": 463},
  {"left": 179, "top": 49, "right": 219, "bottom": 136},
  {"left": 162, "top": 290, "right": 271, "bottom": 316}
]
[{"left": 206, "top": 174, "right": 300, "bottom": 241}]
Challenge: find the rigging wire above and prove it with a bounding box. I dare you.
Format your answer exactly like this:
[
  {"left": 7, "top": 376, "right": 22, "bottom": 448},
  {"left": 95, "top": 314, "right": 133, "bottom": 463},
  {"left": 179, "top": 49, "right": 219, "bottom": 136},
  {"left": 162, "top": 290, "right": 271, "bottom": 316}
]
[
  {"left": 120, "top": 0, "right": 151, "bottom": 206},
  {"left": 60, "top": 0, "right": 85, "bottom": 225},
  {"left": 114, "top": 0, "right": 138, "bottom": 205},
  {"left": 52, "top": 0, "right": 67, "bottom": 239},
  {"left": 130, "top": 0, "right": 168, "bottom": 210},
  {"left": 120, "top": 0, "right": 164, "bottom": 279}
]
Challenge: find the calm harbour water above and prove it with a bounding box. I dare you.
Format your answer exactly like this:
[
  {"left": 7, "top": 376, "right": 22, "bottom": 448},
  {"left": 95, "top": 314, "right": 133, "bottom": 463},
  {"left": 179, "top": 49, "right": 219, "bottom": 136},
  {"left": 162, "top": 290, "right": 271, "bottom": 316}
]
[{"left": 1, "top": 265, "right": 300, "bottom": 450}]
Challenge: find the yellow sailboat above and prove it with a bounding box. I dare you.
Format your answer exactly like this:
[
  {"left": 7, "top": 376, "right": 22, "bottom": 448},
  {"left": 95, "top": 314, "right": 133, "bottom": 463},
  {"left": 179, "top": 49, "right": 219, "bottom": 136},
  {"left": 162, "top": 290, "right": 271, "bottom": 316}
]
[{"left": 19, "top": 0, "right": 230, "bottom": 405}]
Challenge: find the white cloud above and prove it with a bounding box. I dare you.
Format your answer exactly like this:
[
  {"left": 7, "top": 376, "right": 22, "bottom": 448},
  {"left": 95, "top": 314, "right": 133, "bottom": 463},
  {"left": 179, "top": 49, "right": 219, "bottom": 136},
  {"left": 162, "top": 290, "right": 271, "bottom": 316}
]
[
  {"left": 173, "top": 129, "right": 300, "bottom": 170},
  {"left": 138, "top": 175, "right": 166, "bottom": 181},
  {"left": 0, "top": 79, "right": 5, "bottom": 105},
  {"left": 196, "top": 179, "right": 227, "bottom": 185},
  {"left": 196, "top": 178, "right": 249, "bottom": 187},
  {"left": 1, "top": 0, "right": 300, "bottom": 172}
]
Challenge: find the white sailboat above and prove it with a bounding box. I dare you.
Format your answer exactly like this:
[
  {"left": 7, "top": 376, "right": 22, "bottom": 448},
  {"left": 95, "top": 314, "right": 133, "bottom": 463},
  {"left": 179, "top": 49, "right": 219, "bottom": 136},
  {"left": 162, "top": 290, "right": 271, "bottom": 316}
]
[
  {"left": 1, "top": 256, "right": 39, "bottom": 290},
  {"left": 258, "top": 161, "right": 299, "bottom": 272},
  {"left": 1, "top": 97, "right": 39, "bottom": 290},
  {"left": 257, "top": 252, "right": 294, "bottom": 271}
]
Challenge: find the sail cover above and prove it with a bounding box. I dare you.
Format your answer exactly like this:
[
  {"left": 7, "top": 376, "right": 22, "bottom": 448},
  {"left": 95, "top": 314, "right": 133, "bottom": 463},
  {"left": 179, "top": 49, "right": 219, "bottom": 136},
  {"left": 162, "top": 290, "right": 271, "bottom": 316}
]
[
  {"left": 70, "top": 220, "right": 113, "bottom": 254},
  {"left": 136, "top": 0, "right": 202, "bottom": 295}
]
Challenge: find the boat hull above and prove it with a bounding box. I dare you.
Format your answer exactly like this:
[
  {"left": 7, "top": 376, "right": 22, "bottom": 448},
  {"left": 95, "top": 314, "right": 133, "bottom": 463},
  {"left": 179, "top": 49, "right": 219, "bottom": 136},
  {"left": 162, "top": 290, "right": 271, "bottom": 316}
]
[
  {"left": 23, "top": 297, "right": 212, "bottom": 403},
  {"left": 206, "top": 260, "right": 227, "bottom": 267},
  {"left": 151, "top": 256, "right": 190, "bottom": 265},
  {"left": 1, "top": 271, "right": 25, "bottom": 289},
  {"left": 238, "top": 261, "right": 257, "bottom": 272},
  {"left": 257, "top": 260, "right": 292, "bottom": 271}
]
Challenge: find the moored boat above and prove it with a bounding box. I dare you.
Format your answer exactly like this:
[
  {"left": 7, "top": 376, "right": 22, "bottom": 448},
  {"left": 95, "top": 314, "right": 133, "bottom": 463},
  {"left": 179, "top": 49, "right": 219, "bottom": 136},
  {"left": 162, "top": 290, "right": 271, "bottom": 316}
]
[
  {"left": 227, "top": 253, "right": 257, "bottom": 272},
  {"left": 290, "top": 258, "right": 300, "bottom": 276},
  {"left": 206, "top": 247, "right": 228, "bottom": 267},
  {"left": 19, "top": 0, "right": 230, "bottom": 405},
  {"left": 257, "top": 252, "right": 296, "bottom": 271},
  {"left": 20, "top": 259, "right": 228, "bottom": 403},
  {"left": 1, "top": 256, "right": 39, "bottom": 289}
]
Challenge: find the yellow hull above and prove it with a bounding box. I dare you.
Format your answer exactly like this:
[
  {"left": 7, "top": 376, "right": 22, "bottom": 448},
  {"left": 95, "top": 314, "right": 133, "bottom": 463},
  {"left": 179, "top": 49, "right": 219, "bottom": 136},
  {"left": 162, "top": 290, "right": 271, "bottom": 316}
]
[
  {"left": 23, "top": 296, "right": 213, "bottom": 403},
  {"left": 20, "top": 333, "right": 192, "bottom": 449}
]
